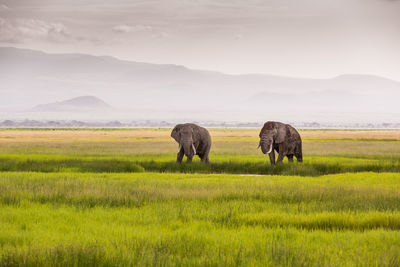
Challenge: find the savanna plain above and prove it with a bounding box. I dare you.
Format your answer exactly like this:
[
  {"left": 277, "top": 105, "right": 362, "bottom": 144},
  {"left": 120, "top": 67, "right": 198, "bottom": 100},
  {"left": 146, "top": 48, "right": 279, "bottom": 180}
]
[{"left": 1, "top": 128, "right": 400, "bottom": 266}]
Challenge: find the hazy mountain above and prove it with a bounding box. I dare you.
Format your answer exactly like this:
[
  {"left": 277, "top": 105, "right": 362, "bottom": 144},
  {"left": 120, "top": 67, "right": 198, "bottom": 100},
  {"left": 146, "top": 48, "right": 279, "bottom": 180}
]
[
  {"left": 32, "top": 96, "right": 112, "bottom": 112},
  {"left": 1, "top": 47, "right": 400, "bottom": 122}
]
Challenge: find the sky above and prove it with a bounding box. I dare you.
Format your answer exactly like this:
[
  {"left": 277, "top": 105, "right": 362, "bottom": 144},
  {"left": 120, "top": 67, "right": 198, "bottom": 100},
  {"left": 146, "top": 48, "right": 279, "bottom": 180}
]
[{"left": 0, "top": 0, "right": 400, "bottom": 80}]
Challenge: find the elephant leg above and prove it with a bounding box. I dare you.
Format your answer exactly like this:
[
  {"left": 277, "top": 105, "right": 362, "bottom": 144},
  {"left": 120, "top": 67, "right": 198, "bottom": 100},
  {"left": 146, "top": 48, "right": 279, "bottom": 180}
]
[
  {"left": 268, "top": 151, "right": 275, "bottom": 165},
  {"left": 287, "top": 155, "right": 294, "bottom": 163},
  {"left": 177, "top": 150, "right": 184, "bottom": 163},
  {"left": 276, "top": 144, "right": 287, "bottom": 164},
  {"left": 296, "top": 153, "right": 303, "bottom": 163},
  {"left": 201, "top": 145, "right": 211, "bottom": 164},
  {"left": 201, "top": 154, "right": 210, "bottom": 164},
  {"left": 295, "top": 143, "right": 303, "bottom": 163},
  {"left": 199, "top": 153, "right": 207, "bottom": 163},
  {"left": 199, "top": 153, "right": 205, "bottom": 162},
  {"left": 276, "top": 153, "right": 286, "bottom": 164}
]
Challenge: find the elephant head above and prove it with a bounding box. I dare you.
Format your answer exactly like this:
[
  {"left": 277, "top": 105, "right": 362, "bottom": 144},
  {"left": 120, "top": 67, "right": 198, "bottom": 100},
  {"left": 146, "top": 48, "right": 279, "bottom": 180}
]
[
  {"left": 171, "top": 124, "right": 197, "bottom": 159},
  {"left": 258, "top": 121, "right": 289, "bottom": 154}
]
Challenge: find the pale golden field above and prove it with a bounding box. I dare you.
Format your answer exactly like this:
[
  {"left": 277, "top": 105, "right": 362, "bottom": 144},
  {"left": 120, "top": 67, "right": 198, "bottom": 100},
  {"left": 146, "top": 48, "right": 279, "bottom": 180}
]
[{"left": 1, "top": 129, "right": 400, "bottom": 156}]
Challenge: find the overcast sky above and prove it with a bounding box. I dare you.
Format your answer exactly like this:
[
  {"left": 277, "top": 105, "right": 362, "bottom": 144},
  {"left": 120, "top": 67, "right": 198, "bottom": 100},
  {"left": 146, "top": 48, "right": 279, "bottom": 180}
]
[{"left": 1, "top": 0, "right": 399, "bottom": 80}]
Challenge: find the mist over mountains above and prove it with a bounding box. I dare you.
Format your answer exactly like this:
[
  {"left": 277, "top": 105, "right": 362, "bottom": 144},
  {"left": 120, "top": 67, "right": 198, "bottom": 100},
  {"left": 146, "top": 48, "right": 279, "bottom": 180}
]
[
  {"left": 32, "top": 96, "right": 113, "bottom": 112},
  {"left": 1, "top": 47, "right": 400, "bottom": 124}
]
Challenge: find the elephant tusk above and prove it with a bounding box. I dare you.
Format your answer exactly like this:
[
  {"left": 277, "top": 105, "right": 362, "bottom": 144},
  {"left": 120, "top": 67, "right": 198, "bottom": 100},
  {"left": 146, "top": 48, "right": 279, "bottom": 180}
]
[
  {"left": 192, "top": 144, "right": 196, "bottom": 154},
  {"left": 266, "top": 143, "right": 273, "bottom": 154},
  {"left": 257, "top": 143, "right": 261, "bottom": 149},
  {"left": 178, "top": 144, "right": 182, "bottom": 152}
]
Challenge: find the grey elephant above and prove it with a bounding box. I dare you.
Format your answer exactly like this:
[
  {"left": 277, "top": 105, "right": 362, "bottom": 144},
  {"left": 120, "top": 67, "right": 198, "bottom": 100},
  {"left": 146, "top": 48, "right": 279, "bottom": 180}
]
[
  {"left": 171, "top": 123, "right": 212, "bottom": 163},
  {"left": 258, "top": 121, "right": 303, "bottom": 164}
]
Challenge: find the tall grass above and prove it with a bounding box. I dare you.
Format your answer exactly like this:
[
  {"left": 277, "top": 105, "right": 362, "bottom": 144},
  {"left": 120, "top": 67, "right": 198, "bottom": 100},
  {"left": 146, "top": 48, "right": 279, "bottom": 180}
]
[
  {"left": 0, "top": 157, "right": 144, "bottom": 173},
  {"left": 0, "top": 154, "right": 399, "bottom": 175},
  {"left": 1, "top": 172, "right": 400, "bottom": 266}
]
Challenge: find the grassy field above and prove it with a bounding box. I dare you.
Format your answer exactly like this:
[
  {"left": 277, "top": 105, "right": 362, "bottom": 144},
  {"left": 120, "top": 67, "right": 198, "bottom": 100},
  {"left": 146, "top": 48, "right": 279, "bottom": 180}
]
[{"left": 1, "top": 129, "right": 400, "bottom": 266}]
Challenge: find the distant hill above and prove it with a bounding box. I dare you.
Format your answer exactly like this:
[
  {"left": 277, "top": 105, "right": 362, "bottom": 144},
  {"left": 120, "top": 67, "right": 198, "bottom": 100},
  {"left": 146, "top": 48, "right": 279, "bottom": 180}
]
[
  {"left": 32, "top": 96, "right": 113, "bottom": 112},
  {"left": 1, "top": 47, "right": 400, "bottom": 120}
]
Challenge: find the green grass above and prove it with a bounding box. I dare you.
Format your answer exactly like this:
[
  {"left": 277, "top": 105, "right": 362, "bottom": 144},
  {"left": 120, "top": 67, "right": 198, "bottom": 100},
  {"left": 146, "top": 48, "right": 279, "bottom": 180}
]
[
  {"left": 1, "top": 172, "right": 400, "bottom": 266},
  {"left": 1, "top": 129, "right": 400, "bottom": 266},
  {"left": 0, "top": 153, "right": 399, "bottom": 176}
]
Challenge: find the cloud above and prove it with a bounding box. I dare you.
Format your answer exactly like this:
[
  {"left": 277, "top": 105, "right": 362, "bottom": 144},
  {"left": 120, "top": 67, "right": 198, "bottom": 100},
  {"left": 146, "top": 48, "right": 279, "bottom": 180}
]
[
  {"left": 112, "top": 24, "right": 153, "bottom": 33},
  {"left": 234, "top": 34, "right": 243, "bottom": 40},
  {"left": 112, "top": 24, "right": 131, "bottom": 33},
  {"left": 152, "top": 31, "right": 168, "bottom": 39},
  {"left": 0, "top": 17, "right": 70, "bottom": 43},
  {"left": 0, "top": 4, "right": 9, "bottom": 11}
]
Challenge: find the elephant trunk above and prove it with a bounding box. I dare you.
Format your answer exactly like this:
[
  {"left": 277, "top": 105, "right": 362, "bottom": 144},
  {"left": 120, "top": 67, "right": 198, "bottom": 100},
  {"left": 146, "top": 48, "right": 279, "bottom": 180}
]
[
  {"left": 260, "top": 138, "right": 273, "bottom": 154},
  {"left": 182, "top": 141, "right": 195, "bottom": 158}
]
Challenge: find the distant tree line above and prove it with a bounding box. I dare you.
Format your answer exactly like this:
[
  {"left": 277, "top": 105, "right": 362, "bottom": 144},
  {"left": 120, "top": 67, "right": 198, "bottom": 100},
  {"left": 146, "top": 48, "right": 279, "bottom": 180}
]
[{"left": 1, "top": 119, "right": 400, "bottom": 129}]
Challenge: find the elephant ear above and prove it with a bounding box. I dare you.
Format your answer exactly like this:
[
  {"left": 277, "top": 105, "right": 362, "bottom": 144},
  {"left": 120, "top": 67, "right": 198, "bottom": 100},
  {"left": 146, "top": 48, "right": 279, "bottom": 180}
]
[
  {"left": 275, "top": 124, "right": 291, "bottom": 143},
  {"left": 192, "top": 125, "right": 202, "bottom": 144},
  {"left": 171, "top": 124, "right": 183, "bottom": 142}
]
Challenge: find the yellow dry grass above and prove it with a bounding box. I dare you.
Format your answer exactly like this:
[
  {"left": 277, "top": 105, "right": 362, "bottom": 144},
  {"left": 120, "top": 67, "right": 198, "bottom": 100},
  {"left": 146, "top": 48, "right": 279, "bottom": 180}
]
[
  {"left": 1, "top": 129, "right": 400, "bottom": 144},
  {"left": 301, "top": 130, "right": 400, "bottom": 140},
  {"left": 0, "top": 130, "right": 171, "bottom": 143}
]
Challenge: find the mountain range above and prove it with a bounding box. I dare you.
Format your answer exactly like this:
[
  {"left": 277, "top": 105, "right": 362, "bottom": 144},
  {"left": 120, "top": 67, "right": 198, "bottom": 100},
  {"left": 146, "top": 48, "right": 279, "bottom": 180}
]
[
  {"left": 1, "top": 47, "right": 400, "bottom": 122},
  {"left": 32, "top": 96, "right": 112, "bottom": 112}
]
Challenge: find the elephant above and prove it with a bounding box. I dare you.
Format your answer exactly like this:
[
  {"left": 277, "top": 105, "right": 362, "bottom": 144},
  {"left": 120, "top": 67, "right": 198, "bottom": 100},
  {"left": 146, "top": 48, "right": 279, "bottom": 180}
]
[
  {"left": 171, "top": 123, "right": 212, "bottom": 163},
  {"left": 257, "top": 121, "right": 303, "bottom": 164}
]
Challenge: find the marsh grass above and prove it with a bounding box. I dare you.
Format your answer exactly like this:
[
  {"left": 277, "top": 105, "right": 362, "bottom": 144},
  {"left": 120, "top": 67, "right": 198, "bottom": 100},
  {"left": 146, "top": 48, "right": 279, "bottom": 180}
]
[
  {"left": 0, "top": 154, "right": 399, "bottom": 176},
  {"left": 0, "top": 157, "right": 145, "bottom": 173},
  {"left": 138, "top": 159, "right": 400, "bottom": 176},
  {"left": 1, "top": 172, "right": 400, "bottom": 266}
]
